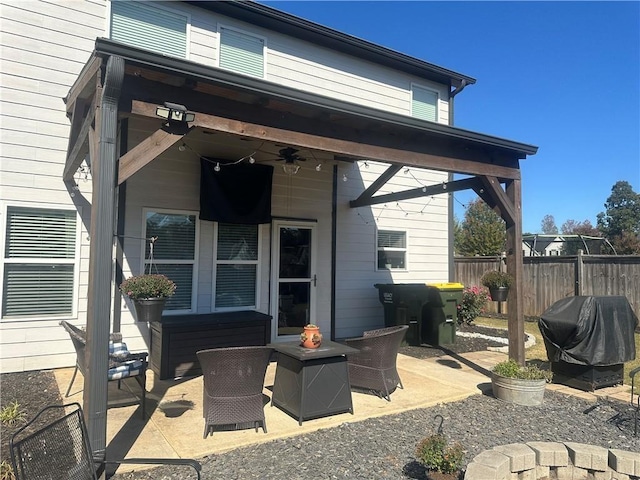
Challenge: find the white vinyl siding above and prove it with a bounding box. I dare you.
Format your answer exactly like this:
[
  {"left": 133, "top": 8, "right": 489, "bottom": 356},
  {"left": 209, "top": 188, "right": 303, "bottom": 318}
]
[
  {"left": 2, "top": 207, "right": 78, "bottom": 319},
  {"left": 412, "top": 84, "right": 439, "bottom": 122},
  {"left": 377, "top": 230, "right": 407, "bottom": 270},
  {"left": 110, "top": 1, "right": 188, "bottom": 58},
  {"left": 214, "top": 223, "right": 259, "bottom": 310},
  {"left": 219, "top": 26, "right": 265, "bottom": 77},
  {"left": 143, "top": 210, "right": 197, "bottom": 312}
]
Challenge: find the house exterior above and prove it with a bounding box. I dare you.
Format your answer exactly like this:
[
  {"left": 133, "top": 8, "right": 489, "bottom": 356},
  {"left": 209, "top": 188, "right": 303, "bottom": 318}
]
[{"left": 0, "top": 0, "right": 537, "bottom": 377}]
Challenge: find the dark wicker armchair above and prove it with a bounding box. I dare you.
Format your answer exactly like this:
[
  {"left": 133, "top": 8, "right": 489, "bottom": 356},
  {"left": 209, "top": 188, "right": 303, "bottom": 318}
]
[
  {"left": 196, "top": 346, "right": 273, "bottom": 438},
  {"left": 60, "top": 320, "right": 148, "bottom": 417},
  {"left": 344, "top": 325, "right": 409, "bottom": 401}
]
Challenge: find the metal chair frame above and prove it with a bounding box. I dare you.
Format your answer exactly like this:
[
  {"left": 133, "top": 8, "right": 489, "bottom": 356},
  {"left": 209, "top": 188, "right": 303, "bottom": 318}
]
[
  {"left": 10, "top": 403, "right": 201, "bottom": 480},
  {"left": 630, "top": 366, "right": 640, "bottom": 436}
]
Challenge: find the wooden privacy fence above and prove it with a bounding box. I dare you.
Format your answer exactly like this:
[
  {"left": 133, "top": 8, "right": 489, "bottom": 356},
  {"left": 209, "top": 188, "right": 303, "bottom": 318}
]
[{"left": 454, "top": 252, "right": 640, "bottom": 318}]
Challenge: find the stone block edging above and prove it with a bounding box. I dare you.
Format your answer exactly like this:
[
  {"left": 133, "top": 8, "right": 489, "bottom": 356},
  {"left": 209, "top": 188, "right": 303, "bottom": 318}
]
[{"left": 464, "top": 442, "right": 640, "bottom": 480}]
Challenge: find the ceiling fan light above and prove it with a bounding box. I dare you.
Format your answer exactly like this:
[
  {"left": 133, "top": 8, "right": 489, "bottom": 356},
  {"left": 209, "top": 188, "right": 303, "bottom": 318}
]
[{"left": 282, "top": 162, "right": 300, "bottom": 175}]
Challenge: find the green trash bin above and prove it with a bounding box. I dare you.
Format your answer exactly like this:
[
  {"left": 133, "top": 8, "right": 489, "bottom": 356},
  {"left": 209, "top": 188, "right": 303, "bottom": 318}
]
[
  {"left": 424, "top": 282, "right": 464, "bottom": 346},
  {"left": 374, "top": 283, "right": 436, "bottom": 346}
]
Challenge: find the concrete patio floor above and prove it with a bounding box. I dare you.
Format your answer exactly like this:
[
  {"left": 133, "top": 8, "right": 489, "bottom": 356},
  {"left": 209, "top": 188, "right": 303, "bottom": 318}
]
[{"left": 51, "top": 350, "right": 632, "bottom": 473}]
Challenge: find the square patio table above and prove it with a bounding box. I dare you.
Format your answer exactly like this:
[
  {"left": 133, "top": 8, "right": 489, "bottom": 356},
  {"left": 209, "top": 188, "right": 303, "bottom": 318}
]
[{"left": 268, "top": 340, "right": 358, "bottom": 425}]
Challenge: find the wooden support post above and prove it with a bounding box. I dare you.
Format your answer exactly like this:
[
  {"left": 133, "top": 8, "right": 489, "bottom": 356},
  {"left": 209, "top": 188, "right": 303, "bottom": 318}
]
[{"left": 505, "top": 179, "right": 525, "bottom": 365}]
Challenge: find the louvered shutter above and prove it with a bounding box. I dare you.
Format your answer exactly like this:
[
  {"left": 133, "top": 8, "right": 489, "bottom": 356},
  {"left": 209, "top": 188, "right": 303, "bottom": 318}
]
[
  {"left": 219, "top": 27, "right": 264, "bottom": 77},
  {"left": 3, "top": 207, "right": 76, "bottom": 318},
  {"left": 111, "top": 1, "right": 187, "bottom": 58},
  {"left": 412, "top": 86, "right": 438, "bottom": 122}
]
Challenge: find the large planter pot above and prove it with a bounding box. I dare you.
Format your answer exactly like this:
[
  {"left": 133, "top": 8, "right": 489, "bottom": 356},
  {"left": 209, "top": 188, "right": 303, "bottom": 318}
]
[
  {"left": 488, "top": 286, "right": 509, "bottom": 302},
  {"left": 491, "top": 373, "right": 546, "bottom": 406},
  {"left": 133, "top": 297, "right": 167, "bottom": 323}
]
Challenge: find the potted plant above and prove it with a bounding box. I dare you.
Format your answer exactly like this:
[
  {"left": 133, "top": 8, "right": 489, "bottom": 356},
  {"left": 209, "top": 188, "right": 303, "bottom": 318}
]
[
  {"left": 415, "top": 433, "right": 464, "bottom": 480},
  {"left": 491, "top": 359, "right": 551, "bottom": 406},
  {"left": 480, "top": 270, "right": 513, "bottom": 302},
  {"left": 120, "top": 274, "right": 176, "bottom": 322},
  {"left": 300, "top": 324, "right": 322, "bottom": 348}
]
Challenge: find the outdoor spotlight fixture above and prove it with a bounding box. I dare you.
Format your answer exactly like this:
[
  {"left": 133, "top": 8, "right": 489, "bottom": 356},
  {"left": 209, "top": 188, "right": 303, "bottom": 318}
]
[{"left": 155, "top": 102, "right": 195, "bottom": 123}]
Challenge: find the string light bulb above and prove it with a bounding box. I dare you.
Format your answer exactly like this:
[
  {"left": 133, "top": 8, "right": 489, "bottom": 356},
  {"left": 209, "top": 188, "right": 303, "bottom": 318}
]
[
  {"left": 214, "top": 162, "right": 221, "bottom": 172},
  {"left": 342, "top": 173, "right": 348, "bottom": 182},
  {"left": 248, "top": 155, "right": 256, "bottom": 164},
  {"left": 315, "top": 163, "right": 322, "bottom": 172},
  {"left": 178, "top": 143, "right": 186, "bottom": 152}
]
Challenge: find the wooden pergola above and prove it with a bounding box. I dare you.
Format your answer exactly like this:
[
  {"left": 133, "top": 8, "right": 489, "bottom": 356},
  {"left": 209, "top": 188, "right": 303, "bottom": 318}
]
[{"left": 62, "top": 38, "right": 537, "bottom": 458}]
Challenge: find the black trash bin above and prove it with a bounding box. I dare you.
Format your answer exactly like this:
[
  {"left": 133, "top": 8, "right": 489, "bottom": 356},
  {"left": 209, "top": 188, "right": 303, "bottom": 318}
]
[
  {"left": 424, "top": 283, "right": 464, "bottom": 346},
  {"left": 539, "top": 296, "right": 638, "bottom": 391},
  {"left": 374, "top": 283, "right": 437, "bottom": 346}
]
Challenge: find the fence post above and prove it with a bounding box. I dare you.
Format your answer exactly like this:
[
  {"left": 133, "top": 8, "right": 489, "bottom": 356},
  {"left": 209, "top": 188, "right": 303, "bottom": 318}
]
[{"left": 576, "top": 249, "right": 584, "bottom": 296}]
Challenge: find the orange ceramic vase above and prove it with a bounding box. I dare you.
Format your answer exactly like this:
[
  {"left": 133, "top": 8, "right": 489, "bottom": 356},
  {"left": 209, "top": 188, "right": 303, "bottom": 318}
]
[{"left": 300, "top": 325, "right": 322, "bottom": 348}]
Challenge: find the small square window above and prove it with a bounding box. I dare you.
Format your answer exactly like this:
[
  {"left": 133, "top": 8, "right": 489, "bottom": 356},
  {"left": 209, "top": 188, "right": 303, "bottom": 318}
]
[{"left": 377, "top": 230, "right": 406, "bottom": 270}]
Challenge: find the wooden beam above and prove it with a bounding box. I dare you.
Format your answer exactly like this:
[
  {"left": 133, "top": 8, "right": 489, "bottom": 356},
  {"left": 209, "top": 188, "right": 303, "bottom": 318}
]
[
  {"left": 63, "top": 105, "right": 95, "bottom": 181},
  {"left": 351, "top": 176, "right": 482, "bottom": 208},
  {"left": 65, "top": 55, "right": 101, "bottom": 116},
  {"left": 480, "top": 175, "right": 517, "bottom": 226},
  {"left": 505, "top": 178, "right": 525, "bottom": 364},
  {"left": 117, "top": 126, "right": 192, "bottom": 185},
  {"left": 350, "top": 164, "right": 402, "bottom": 207},
  {"left": 127, "top": 99, "right": 522, "bottom": 180}
]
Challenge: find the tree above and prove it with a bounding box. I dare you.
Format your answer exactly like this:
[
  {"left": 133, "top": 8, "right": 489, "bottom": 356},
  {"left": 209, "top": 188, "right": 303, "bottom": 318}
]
[
  {"left": 540, "top": 214, "right": 558, "bottom": 234},
  {"left": 561, "top": 219, "right": 600, "bottom": 236},
  {"left": 596, "top": 181, "right": 640, "bottom": 254},
  {"left": 455, "top": 198, "right": 506, "bottom": 256}
]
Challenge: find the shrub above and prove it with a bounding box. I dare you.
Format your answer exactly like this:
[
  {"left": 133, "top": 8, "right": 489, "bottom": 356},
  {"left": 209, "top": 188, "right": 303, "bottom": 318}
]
[
  {"left": 120, "top": 274, "right": 176, "bottom": 300},
  {"left": 457, "top": 286, "right": 489, "bottom": 325},
  {"left": 480, "top": 270, "right": 513, "bottom": 289},
  {"left": 492, "top": 359, "right": 552, "bottom": 381},
  {"left": 415, "top": 433, "right": 464, "bottom": 474},
  {"left": 0, "top": 460, "right": 15, "bottom": 480},
  {"left": 0, "top": 401, "right": 24, "bottom": 427}
]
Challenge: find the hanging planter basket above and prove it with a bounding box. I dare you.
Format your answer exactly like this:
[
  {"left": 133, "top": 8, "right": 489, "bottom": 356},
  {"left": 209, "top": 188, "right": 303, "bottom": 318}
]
[
  {"left": 133, "top": 297, "right": 167, "bottom": 323},
  {"left": 489, "top": 286, "right": 509, "bottom": 302}
]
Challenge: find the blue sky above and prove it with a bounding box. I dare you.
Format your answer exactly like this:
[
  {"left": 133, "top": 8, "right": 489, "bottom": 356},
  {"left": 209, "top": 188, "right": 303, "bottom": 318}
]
[{"left": 263, "top": 1, "right": 640, "bottom": 233}]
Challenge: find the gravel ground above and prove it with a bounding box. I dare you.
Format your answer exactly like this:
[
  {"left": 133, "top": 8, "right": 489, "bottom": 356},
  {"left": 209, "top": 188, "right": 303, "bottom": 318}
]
[{"left": 111, "top": 391, "right": 639, "bottom": 480}]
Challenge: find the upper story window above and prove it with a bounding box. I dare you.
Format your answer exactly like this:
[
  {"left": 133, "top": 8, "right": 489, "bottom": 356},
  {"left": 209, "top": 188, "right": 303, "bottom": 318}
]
[
  {"left": 214, "top": 223, "right": 260, "bottom": 310},
  {"left": 2, "top": 206, "right": 78, "bottom": 319},
  {"left": 219, "top": 26, "right": 265, "bottom": 78},
  {"left": 110, "top": 1, "right": 188, "bottom": 58},
  {"left": 377, "top": 230, "right": 407, "bottom": 270},
  {"left": 143, "top": 210, "right": 197, "bottom": 312},
  {"left": 411, "top": 84, "right": 438, "bottom": 122}
]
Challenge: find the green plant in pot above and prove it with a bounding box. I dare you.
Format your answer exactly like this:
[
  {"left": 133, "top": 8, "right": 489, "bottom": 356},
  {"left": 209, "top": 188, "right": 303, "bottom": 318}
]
[
  {"left": 480, "top": 270, "right": 513, "bottom": 302},
  {"left": 491, "top": 359, "right": 551, "bottom": 406},
  {"left": 120, "top": 274, "right": 176, "bottom": 322}
]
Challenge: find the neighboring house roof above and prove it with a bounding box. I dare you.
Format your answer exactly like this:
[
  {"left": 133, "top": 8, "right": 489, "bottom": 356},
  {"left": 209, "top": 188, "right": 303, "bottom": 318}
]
[{"left": 186, "top": 0, "right": 476, "bottom": 90}]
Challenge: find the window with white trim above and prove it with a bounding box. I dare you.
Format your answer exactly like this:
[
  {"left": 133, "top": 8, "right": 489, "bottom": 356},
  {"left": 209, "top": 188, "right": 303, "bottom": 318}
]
[
  {"left": 214, "top": 223, "right": 259, "bottom": 309},
  {"left": 110, "top": 1, "right": 188, "bottom": 58},
  {"left": 219, "top": 26, "right": 265, "bottom": 77},
  {"left": 411, "top": 85, "right": 438, "bottom": 122},
  {"left": 2, "top": 206, "right": 78, "bottom": 319},
  {"left": 377, "top": 230, "right": 407, "bottom": 270},
  {"left": 143, "top": 210, "right": 197, "bottom": 312}
]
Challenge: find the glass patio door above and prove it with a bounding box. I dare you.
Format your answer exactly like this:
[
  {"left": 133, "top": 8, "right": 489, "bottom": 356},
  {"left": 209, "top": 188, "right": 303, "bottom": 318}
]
[{"left": 272, "top": 221, "right": 317, "bottom": 339}]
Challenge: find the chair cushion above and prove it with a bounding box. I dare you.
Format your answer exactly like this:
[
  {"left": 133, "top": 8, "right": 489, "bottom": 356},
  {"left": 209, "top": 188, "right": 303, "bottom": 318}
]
[{"left": 108, "top": 360, "right": 144, "bottom": 380}]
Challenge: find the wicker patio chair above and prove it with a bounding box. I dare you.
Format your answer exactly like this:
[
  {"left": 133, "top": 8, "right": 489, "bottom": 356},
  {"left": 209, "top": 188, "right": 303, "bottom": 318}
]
[
  {"left": 9, "top": 402, "right": 201, "bottom": 480},
  {"left": 343, "top": 325, "right": 409, "bottom": 401},
  {"left": 196, "top": 346, "right": 273, "bottom": 438},
  {"left": 60, "top": 320, "right": 148, "bottom": 418}
]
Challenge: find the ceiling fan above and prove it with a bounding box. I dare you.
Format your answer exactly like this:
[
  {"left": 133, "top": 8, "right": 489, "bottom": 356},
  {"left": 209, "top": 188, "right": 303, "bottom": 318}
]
[{"left": 271, "top": 147, "right": 306, "bottom": 175}]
